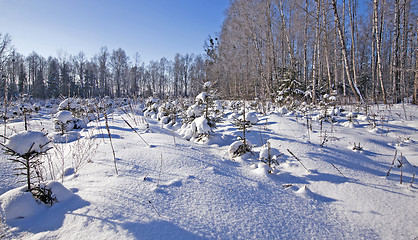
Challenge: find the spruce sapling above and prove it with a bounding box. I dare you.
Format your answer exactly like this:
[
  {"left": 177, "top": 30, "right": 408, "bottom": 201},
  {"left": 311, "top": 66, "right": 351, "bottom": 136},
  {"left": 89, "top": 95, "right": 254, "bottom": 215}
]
[{"left": 0, "top": 131, "right": 55, "bottom": 204}]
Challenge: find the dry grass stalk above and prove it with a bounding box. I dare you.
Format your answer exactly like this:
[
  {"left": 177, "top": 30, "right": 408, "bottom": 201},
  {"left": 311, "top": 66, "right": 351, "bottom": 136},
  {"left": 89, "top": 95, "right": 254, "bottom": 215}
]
[{"left": 287, "top": 149, "right": 310, "bottom": 173}]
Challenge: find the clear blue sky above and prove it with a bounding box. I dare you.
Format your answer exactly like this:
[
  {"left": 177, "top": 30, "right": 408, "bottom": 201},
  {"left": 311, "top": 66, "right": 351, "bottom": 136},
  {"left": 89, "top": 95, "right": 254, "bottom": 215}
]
[{"left": 0, "top": 0, "right": 230, "bottom": 63}]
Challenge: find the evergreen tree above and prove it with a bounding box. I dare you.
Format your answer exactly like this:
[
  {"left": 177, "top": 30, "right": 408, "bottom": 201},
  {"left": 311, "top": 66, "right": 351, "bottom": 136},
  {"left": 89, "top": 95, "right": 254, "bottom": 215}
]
[
  {"left": 47, "top": 57, "right": 60, "bottom": 98},
  {"left": 18, "top": 62, "right": 27, "bottom": 94},
  {"left": 32, "top": 68, "right": 45, "bottom": 98},
  {"left": 60, "top": 62, "right": 71, "bottom": 96}
]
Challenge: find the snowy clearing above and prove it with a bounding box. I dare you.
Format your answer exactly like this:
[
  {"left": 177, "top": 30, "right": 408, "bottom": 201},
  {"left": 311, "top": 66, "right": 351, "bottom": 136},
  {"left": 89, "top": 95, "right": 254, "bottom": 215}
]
[{"left": 0, "top": 101, "right": 417, "bottom": 239}]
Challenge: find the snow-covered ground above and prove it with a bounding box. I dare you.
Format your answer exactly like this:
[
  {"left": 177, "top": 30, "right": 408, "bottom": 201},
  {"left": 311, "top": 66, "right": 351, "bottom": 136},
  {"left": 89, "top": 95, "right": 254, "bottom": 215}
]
[{"left": 0, "top": 102, "right": 417, "bottom": 239}]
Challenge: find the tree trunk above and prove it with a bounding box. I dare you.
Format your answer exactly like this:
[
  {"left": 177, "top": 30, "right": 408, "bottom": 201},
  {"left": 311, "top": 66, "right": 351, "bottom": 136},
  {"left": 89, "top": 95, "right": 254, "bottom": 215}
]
[
  {"left": 391, "top": 0, "right": 400, "bottom": 103},
  {"left": 331, "top": 0, "right": 364, "bottom": 103},
  {"left": 348, "top": 0, "right": 358, "bottom": 87},
  {"left": 304, "top": 0, "right": 308, "bottom": 92},
  {"left": 374, "top": 0, "right": 386, "bottom": 103},
  {"left": 321, "top": 0, "right": 333, "bottom": 94},
  {"left": 414, "top": 17, "right": 418, "bottom": 104},
  {"left": 371, "top": 4, "right": 377, "bottom": 103}
]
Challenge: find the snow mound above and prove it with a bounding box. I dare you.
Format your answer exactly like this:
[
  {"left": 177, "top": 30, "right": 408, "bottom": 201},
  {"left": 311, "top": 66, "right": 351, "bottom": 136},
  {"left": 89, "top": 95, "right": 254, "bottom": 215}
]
[
  {"left": 259, "top": 145, "right": 282, "bottom": 161},
  {"left": 58, "top": 98, "right": 80, "bottom": 111},
  {"left": 228, "top": 140, "right": 251, "bottom": 158},
  {"left": 357, "top": 115, "right": 368, "bottom": 122},
  {"left": 45, "top": 181, "right": 74, "bottom": 202},
  {"left": 229, "top": 141, "right": 244, "bottom": 158},
  {"left": 245, "top": 112, "right": 258, "bottom": 124},
  {"left": 342, "top": 121, "right": 357, "bottom": 128},
  {"left": 0, "top": 182, "right": 75, "bottom": 223},
  {"left": 50, "top": 132, "right": 81, "bottom": 143},
  {"left": 295, "top": 185, "right": 315, "bottom": 198},
  {"left": 5, "top": 131, "right": 50, "bottom": 155},
  {"left": 54, "top": 110, "right": 74, "bottom": 123},
  {"left": 192, "top": 116, "right": 211, "bottom": 134},
  {"left": 251, "top": 163, "right": 270, "bottom": 177},
  {"left": 0, "top": 186, "right": 43, "bottom": 222}
]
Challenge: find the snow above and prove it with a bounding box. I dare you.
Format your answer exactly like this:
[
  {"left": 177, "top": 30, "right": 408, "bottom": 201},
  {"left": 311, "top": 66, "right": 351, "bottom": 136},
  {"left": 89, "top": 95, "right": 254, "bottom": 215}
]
[
  {"left": 259, "top": 144, "right": 281, "bottom": 161},
  {"left": 192, "top": 116, "right": 211, "bottom": 134},
  {"left": 277, "top": 106, "right": 289, "bottom": 115},
  {"left": 186, "top": 104, "right": 201, "bottom": 117},
  {"left": 54, "top": 110, "right": 74, "bottom": 123},
  {"left": 195, "top": 92, "right": 207, "bottom": 102},
  {"left": 244, "top": 111, "right": 258, "bottom": 124},
  {"left": 5, "top": 131, "right": 50, "bottom": 155},
  {"left": 228, "top": 140, "right": 244, "bottom": 158},
  {"left": 203, "top": 81, "right": 211, "bottom": 88},
  {"left": 58, "top": 98, "right": 80, "bottom": 111},
  {"left": 45, "top": 181, "right": 74, "bottom": 202},
  {"left": 0, "top": 102, "right": 417, "bottom": 239},
  {"left": 0, "top": 186, "right": 43, "bottom": 222}
]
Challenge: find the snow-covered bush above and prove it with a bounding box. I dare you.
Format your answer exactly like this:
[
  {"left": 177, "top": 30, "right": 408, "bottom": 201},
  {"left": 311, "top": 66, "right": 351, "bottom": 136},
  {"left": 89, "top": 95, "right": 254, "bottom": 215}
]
[
  {"left": 178, "top": 82, "right": 222, "bottom": 142},
  {"left": 157, "top": 101, "right": 178, "bottom": 125},
  {"left": 54, "top": 110, "right": 88, "bottom": 134},
  {"left": 0, "top": 131, "right": 52, "bottom": 203},
  {"left": 229, "top": 140, "right": 251, "bottom": 158},
  {"left": 143, "top": 96, "right": 160, "bottom": 118},
  {"left": 54, "top": 110, "right": 75, "bottom": 134},
  {"left": 241, "top": 111, "right": 258, "bottom": 124},
  {"left": 58, "top": 98, "right": 82, "bottom": 114}
]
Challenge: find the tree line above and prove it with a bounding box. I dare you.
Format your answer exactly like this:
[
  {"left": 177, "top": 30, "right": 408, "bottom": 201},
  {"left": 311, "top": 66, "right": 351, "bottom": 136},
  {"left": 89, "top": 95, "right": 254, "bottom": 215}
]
[
  {"left": 0, "top": 34, "right": 206, "bottom": 100},
  {"left": 1, "top": 0, "right": 418, "bottom": 105},
  {"left": 205, "top": 0, "right": 418, "bottom": 104}
]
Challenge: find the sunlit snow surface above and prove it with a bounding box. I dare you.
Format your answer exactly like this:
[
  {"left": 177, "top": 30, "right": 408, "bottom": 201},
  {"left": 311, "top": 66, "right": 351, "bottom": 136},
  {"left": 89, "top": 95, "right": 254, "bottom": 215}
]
[{"left": 0, "top": 103, "right": 417, "bottom": 239}]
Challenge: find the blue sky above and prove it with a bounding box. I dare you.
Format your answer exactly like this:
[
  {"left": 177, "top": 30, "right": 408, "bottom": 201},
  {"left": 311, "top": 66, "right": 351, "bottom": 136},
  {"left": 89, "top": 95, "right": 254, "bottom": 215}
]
[{"left": 0, "top": 0, "right": 230, "bottom": 63}]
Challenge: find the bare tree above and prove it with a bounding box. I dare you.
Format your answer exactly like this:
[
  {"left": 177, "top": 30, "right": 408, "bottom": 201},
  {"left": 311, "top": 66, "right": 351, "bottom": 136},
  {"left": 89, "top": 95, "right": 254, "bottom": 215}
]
[{"left": 331, "top": 0, "right": 364, "bottom": 103}]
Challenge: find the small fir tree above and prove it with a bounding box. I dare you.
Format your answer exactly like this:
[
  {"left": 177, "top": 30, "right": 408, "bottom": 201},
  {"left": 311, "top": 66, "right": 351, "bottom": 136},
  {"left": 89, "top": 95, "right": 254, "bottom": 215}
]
[{"left": 0, "top": 131, "right": 55, "bottom": 204}]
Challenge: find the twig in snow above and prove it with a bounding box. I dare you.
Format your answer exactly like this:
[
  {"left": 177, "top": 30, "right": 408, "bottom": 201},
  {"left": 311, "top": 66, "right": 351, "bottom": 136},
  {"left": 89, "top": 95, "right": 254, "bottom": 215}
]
[
  {"left": 148, "top": 200, "right": 161, "bottom": 217},
  {"left": 0, "top": 134, "right": 9, "bottom": 140},
  {"left": 400, "top": 152, "right": 403, "bottom": 184},
  {"left": 386, "top": 150, "right": 397, "bottom": 177},
  {"left": 287, "top": 149, "right": 310, "bottom": 173},
  {"left": 103, "top": 110, "right": 118, "bottom": 175},
  {"left": 330, "top": 163, "right": 347, "bottom": 179},
  {"left": 121, "top": 116, "right": 150, "bottom": 147},
  {"left": 157, "top": 153, "right": 163, "bottom": 187},
  {"left": 411, "top": 172, "right": 415, "bottom": 187}
]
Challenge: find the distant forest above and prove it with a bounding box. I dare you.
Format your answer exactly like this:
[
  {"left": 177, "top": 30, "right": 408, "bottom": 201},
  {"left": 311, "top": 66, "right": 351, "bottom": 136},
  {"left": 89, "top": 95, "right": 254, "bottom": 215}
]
[{"left": 1, "top": 0, "right": 417, "bottom": 105}]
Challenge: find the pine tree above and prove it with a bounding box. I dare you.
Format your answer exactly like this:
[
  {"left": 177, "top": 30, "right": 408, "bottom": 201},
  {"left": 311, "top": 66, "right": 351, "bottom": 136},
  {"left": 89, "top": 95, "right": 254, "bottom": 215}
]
[
  {"left": 47, "top": 57, "right": 60, "bottom": 98},
  {"left": 60, "top": 62, "right": 71, "bottom": 97},
  {"left": 32, "top": 69, "right": 45, "bottom": 98},
  {"left": 18, "top": 62, "right": 27, "bottom": 94}
]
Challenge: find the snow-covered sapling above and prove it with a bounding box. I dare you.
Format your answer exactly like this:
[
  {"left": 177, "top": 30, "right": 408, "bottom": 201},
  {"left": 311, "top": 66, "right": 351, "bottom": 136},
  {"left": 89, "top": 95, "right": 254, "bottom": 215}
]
[
  {"left": 157, "top": 101, "right": 178, "bottom": 125},
  {"left": 58, "top": 98, "right": 83, "bottom": 116},
  {"left": 143, "top": 96, "right": 160, "bottom": 118},
  {"left": 179, "top": 81, "right": 222, "bottom": 142},
  {"left": 259, "top": 142, "right": 282, "bottom": 173},
  {"left": 231, "top": 101, "right": 255, "bottom": 155},
  {"left": 352, "top": 142, "right": 363, "bottom": 151},
  {"left": 54, "top": 110, "right": 75, "bottom": 134},
  {"left": 0, "top": 131, "right": 53, "bottom": 203}
]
